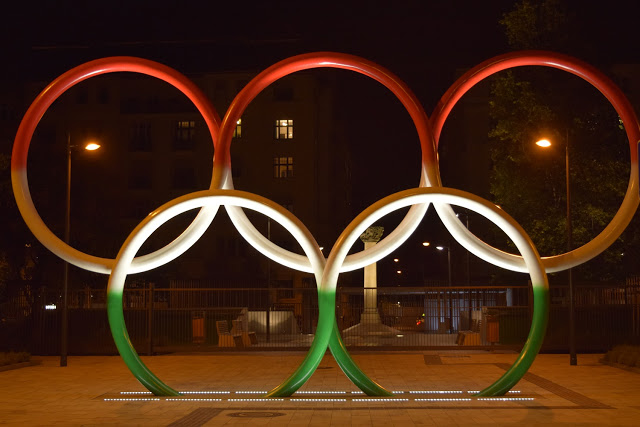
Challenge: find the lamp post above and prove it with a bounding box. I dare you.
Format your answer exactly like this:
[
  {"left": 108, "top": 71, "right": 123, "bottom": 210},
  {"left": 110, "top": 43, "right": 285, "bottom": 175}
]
[
  {"left": 436, "top": 245, "right": 453, "bottom": 333},
  {"left": 455, "top": 212, "right": 471, "bottom": 286},
  {"left": 421, "top": 241, "right": 429, "bottom": 285},
  {"left": 61, "top": 133, "right": 100, "bottom": 367},
  {"left": 536, "top": 130, "right": 577, "bottom": 366},
  {"left": 456, "top": 212, "right": 473, "bottom": 328}
]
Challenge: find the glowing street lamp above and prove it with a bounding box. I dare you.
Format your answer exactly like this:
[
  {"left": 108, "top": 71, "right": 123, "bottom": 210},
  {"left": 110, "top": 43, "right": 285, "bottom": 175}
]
[
  {"left": 535, "top": 131, "right": 576, "bottom": 366},
  {"left": 535, "top": 139, "right": 552, "bottom": 148},
  {"left": 61, "top": 134, "right": 101, "bottom": 367}
]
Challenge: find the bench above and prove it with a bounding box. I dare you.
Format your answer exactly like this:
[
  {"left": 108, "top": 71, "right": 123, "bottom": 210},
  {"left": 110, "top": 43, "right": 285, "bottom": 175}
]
[
  {"left": 232, "top": 318, "right": 258, "bottom": 347},
  {"left": 216, "top": 320, "right": 243, "bottom": 347},
  {"left": 456, "top": 330, "right": 481, "bottom": 346}
]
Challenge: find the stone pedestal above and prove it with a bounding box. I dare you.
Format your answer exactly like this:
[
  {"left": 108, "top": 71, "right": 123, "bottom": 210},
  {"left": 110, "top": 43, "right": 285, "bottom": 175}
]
[
  {"left": 361, "top": 239, "right": 381, "bottom": 324},
  {"left": 342, "top": 226, "right": 400, "bottom": 337}
]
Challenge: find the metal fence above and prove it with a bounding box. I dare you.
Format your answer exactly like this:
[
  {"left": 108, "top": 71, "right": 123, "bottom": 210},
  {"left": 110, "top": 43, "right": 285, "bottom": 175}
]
[{"left": 1, "top": 282, "right": 639, "bottom": 355}]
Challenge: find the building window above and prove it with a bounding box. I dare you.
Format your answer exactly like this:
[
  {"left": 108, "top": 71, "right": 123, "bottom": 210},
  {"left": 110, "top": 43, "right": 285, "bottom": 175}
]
[
  {"left": 172, "top": 166, "right": 196, "bottom": 189},
  {"left": 174, "top": 120, "right": 196, "bottom": 150},
  {"left": 273, "top": 156, "right": 293, "bottom": 178},
  {"left": 233, "top": 118, "right": 242, "bottom": 139},
  {"left": 75, "top": 86, "right": 89, "bottom": 104},
  {"left": 280, "top": 202, "right": 294, "bottom": 213},
  {"left": 274, "top": 119, "right": 293, "bottom": 139},
  {"left": 128, "top": 199, "right": 155, "bottom": 219},
  {"left": 130, "top": 122, "right": 152, "bottom": 151},
  {"left": 98, "top": 87, "right": 109, "bottom": 104},
  {"left": 274, "top": 85, "right": 294, "bottom": 101},
  {"left": 128, "top": 163, "right": 152, "bottom": 189}
]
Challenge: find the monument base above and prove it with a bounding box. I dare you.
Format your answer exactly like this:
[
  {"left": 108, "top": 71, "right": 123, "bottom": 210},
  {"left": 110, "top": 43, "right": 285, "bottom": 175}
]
[{"left": 342, "top": 311, "right": 401, "bottom": 336}]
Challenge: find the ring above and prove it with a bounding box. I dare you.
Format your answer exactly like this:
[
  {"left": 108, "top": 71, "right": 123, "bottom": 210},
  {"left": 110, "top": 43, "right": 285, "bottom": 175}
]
[
  {"left": 429, "top": 50, "right": 640, "bottom": 273},
  {"left": 10, "top": 57, "right": 222, "bottom": 274}
]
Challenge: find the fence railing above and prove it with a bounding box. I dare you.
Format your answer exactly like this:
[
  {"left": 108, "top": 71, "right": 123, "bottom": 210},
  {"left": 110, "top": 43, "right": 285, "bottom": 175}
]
[{"left": 1, "top": 283, "right": 639, "bottom": 355}]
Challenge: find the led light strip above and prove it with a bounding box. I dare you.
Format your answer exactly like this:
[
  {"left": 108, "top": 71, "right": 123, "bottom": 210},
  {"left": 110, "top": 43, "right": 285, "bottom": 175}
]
[
  {"left": 104, "top": 398, "right": 160, "bottom": 402},
  {"left": 415, "top": 398, "right": 472, "bottom": 402},
  {"left": 104, "top": 396, "right": 536, "bottom": 403},
  {"left": 477, "top": 397, "right": 534, "bottom": 401},
  {"left": 295, "top": 391, "right": 347, "bottom": 394},
  {"left": 166, "top": 398, "right": 222, "bottom": 402},
  {"left": 228, "top": 398, "right": 284, "bottom": 402},
  {"left": 409, "top": 390, "right": 463, "bottom": 394}
]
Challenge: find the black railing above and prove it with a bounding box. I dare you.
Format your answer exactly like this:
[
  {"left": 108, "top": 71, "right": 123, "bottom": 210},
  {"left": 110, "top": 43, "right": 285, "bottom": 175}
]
[{"left": 2, "top": 283, "right": 639, "bottom": 354}]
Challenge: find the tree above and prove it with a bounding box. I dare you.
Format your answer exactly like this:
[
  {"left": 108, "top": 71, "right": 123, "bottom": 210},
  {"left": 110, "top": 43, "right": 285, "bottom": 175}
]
[{"left": 488, "top": 0, "right": 637, "bottom": 281}]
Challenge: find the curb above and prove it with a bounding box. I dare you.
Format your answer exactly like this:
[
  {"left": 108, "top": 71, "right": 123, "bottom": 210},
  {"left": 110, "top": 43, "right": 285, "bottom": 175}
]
[{"left": 0, "top": 360, "right": 41, "bottom": 373}]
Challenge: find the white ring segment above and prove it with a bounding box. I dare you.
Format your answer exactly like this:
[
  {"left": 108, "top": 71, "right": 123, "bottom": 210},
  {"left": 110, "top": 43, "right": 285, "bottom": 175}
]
[
  {"left": 108, "top": 190, "right": 327, "bottom": 299},
  {"left": 322, "top": 187, "right": 547, "bottom": 295},
  {"left": 222, "top": 170, "right": 434, "bottom": 274},
  {"left": 431, "top": 156, "right": 639, "bottom": 274}
]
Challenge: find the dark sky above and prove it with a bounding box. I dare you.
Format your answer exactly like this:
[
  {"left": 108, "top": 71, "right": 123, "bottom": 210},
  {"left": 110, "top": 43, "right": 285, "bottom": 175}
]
[{"left": 3, "top": 1, "right": 639, "bottom": 97}]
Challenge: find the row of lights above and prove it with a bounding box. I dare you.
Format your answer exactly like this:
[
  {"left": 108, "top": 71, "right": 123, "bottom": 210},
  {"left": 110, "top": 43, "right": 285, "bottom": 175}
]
[
  {"left": 106, "top": 395, "right": 534, "bottom": 403},
  {"left": 120, "top": 389, "right": 523, "bottom": 395}
]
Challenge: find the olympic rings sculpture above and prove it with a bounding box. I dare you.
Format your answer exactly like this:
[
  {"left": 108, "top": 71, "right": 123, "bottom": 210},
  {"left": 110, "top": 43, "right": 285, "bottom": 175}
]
[{"left": 11, "top": 50, "right": 640, "bottom": 398}]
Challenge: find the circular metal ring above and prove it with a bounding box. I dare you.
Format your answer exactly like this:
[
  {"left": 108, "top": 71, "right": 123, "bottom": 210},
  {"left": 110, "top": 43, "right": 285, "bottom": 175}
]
[
  {"left": 106, "top": 190, "right": 325, "bottom": 396},
  {"left": 274, "top": 186, "right": 549, "bottom": 397},
  {"left": 429, "top": 50, "right": 640, "bottom": 273},
  {"left": 213, "top": 52, "right": 439, "bottom": 274},
  {"left": 11, "top": 57, "right": 222, "bottom": 274}
]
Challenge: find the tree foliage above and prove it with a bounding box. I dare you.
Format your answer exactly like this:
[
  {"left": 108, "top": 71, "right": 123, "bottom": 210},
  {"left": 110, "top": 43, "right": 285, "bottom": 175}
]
[{"left": 488, "top": 0, "right": 635, "bottom": 281}]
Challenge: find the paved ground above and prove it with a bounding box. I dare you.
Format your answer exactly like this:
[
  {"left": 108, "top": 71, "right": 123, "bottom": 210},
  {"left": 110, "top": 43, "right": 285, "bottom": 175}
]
[{"left": 0, "top": 351, "right": 638, "bottom": 426}]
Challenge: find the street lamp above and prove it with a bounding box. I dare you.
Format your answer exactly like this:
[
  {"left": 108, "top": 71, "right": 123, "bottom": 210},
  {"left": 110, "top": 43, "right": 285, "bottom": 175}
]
[
  {"left": 536, "top": 130, "right": 577, "bottom": 366},
  {"left": 61, "top": 133, "right": 101, "bottom": 367},
  {"left": 436, "top": 245, "right": 453, "bottom": 334}
]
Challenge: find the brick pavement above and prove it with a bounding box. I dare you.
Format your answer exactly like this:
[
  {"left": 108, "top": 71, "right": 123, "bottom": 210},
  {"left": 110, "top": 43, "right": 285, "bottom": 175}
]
[{"left": 0, "top": 351, "right": 638, "bottom": 426}]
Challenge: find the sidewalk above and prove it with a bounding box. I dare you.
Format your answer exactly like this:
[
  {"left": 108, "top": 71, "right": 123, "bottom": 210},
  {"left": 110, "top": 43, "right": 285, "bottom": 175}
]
[{"left": 0, "top": 351, "right": 638, "bottom": 426}]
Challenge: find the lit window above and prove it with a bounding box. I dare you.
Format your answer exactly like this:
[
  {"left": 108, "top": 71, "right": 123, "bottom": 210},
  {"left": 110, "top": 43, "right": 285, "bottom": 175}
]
[
  {"left": 273, "top": 156, "right": 293, "bottom": 178},
  {"left": 274, "top": 119, "right": 293, "bottom": 139},
  {"left": 174, "top": 120, "right": 195, "bottom": 150},
  {"left": 233, "top": 118, "right": 242, "bottom": 139}
]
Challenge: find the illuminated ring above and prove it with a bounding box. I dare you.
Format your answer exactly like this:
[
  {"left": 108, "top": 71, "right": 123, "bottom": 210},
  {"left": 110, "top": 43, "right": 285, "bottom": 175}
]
[
  {"left": 11, "top": 57, "right": 222, "bottom": 274},
  {"left": 212, "top": 52, "right": 439, "bottom": 274},
  {"left": 429, "top": 50, "right": 640, "bottom": 273},
  {"left": 270, "top": 187, "right": 548, "bottom": 397},
  {"left": 106, "top": 188, "right": 547, "bottom": 398},
  {"left": 106, "top": 189, "right": 359, "bottom": 396}
]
